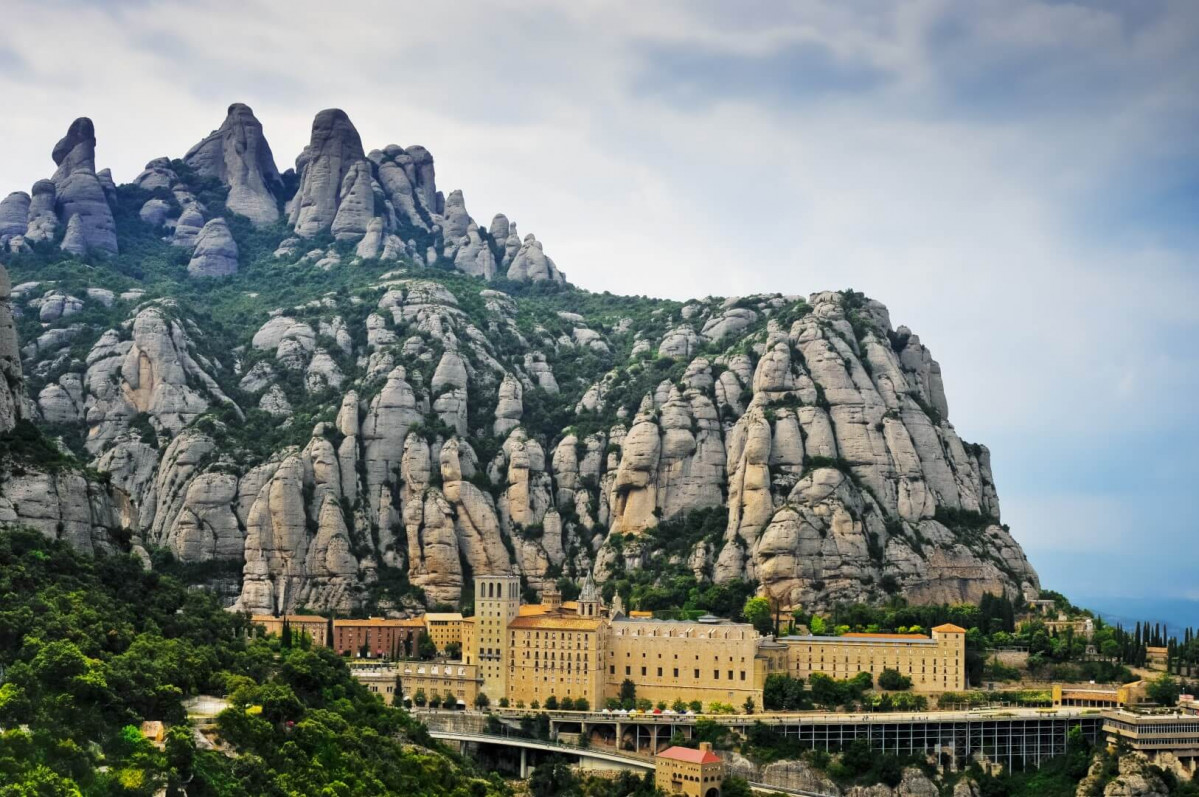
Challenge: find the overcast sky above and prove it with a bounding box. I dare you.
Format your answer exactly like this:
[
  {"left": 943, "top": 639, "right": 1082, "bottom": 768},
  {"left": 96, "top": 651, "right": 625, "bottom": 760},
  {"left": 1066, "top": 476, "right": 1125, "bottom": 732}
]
[{"left": 2, "top": 0, "right": 1197, "bottom": 613}]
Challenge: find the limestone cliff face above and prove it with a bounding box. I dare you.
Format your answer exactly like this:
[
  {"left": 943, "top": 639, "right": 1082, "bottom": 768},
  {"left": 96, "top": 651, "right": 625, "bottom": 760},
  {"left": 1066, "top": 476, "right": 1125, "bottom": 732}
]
[{"left": 0, "top": 105, "right": 1039, "bottom": 615}]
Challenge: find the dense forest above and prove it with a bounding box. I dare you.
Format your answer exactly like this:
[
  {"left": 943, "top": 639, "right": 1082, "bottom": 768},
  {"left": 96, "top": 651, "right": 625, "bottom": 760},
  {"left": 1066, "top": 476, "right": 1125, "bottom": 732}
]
[{"left": 0, "top": 526, "right": 507, "bottom": 796}]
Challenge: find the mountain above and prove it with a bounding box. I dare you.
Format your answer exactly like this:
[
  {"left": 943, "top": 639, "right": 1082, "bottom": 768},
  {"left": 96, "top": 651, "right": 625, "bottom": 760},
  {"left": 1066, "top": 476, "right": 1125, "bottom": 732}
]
[{"left": 0, "top": 104, "right": 1039, "bottom": 616}]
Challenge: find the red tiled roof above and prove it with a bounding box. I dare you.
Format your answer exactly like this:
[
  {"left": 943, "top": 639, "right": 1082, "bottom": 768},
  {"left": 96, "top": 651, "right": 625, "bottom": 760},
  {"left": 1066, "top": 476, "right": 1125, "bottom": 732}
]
[
  {"left": 932, "top": 623, "right": 967, "bottom": 633},
  {"left": 657, "top": 746, "right": 720, "bottom": 764}
]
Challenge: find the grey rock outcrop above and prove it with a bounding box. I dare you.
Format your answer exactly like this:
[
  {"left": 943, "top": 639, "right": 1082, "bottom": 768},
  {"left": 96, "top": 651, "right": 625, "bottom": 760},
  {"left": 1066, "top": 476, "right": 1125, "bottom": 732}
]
[
  {"left": 60, "top": 214, "right": 88, "bottom": 256},
  {"left": 330, "top": 160, "right": 376, "bottom": 240},
  {"left": 49, "top": 118, "right": 118, "bottom": 254},
  {"left": 183, "top": 103, "right": 282, "bottom": 226},
  {"left": 493, "top": 373, "right": 523, "bottom": 436},
  {"left": 289, "top": 109, "right": 366, "bottom": 238},
  {"left": 0, "top": 265, "right": 22, "bottom": 431},
  {"left": 506, "top": 234, "right": 565, "bottom": 284},
  {"left": 139, "top": 198, "right": 172, "bottom": 226},
  {"left": 187, "top": 218, "right": 239, "bottom": 277},
  {"left": 0, "top": 192, "right": 30, "bottom": 242},
  {"left": 132, "top": 157, "right": 177, "bottom": 192},
  {"left": 24, "top": 180, "right": 58, "bottom": 242},
  {"left": 171, "top": 207, "right": 206, "bottom": 248},
  {"left": 82, "top": 305, "right": 241, "bottom": 453},
  {"left": 0, "top": 470, "right": 122, "bottom": 555}
]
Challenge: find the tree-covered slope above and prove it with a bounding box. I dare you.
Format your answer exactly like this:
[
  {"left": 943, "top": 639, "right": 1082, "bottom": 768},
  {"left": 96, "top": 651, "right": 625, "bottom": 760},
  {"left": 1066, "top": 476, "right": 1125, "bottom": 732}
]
[{"left": 0, "top": 527, "right": 507, "bottom": 795}]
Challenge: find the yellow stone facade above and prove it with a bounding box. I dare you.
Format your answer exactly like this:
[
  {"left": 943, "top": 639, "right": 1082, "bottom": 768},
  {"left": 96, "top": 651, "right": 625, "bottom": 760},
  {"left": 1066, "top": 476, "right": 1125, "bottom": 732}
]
[
  {"left": 252, "top": 614, "right": 329, "bottom": 647},
  {"left": 354, "top": 667, "right": 402, "bottom": 705},
  {"left": 445, "top": 577, "right": 971, "bottom": 709},
  {"left": 506, "top": 614, "right": 606, "bottom": 707},
  {"left": 605, "top": 618, "right": 764, "bottom": 708},
  {"left": 654, "top": 743, "right": 725, "bottom": 797},
  {"left": 779, "top": 624, "right": 967, "bottom": 693},
  {"left": 398, "top": 661, "right": 481, "bottom": 708},
  {"left": 475, "top": 575, "right": 521, "bottom": 701},
  {"left": 423, "top": 612, "right": 465, "bottom": 653}
]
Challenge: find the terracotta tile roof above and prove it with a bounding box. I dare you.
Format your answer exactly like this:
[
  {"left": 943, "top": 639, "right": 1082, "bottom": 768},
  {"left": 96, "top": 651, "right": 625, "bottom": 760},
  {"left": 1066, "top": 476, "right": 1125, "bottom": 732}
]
[
  {"left": 518, "top": 605, "right": 550, "bottom": 617},
  {"left": 657, "top": 745, "right": 721, "bottom": 764},
  {"left": 252, "top": 614, "right": 327, "bottom": 623},
  {"left": 931, "top": 623, "right": 967, "bottom": 634},
  {"left": 508, "top": 613, "right": 604, "bottom": 631}
]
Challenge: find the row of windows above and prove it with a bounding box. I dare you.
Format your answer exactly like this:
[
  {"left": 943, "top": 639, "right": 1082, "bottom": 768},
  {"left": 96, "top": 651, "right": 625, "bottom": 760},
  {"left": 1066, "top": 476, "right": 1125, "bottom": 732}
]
[
  {"left": 610, "top": 664, "right": 747, "bottom": 681},
  {"left": 1109, "top": 722, "right": 1199, "bottom": 734},
  {"left": 666, "top": 772, "right": 721, "bottom": 783},
  {"left": 615, "top": 651, "right": 746, "bottom": 661},
  {"left": 614, "top": 628, "right": 747, "bottom": 640},
  {"left": 514, "top": 662, "right": 591, "bottom": 672}
]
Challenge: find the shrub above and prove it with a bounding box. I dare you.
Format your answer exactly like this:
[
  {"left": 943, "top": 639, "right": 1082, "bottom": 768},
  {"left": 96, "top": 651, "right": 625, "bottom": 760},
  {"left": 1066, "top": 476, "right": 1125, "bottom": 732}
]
[{"left": 878, "top": 668, "right": 912, "bottom": 691}]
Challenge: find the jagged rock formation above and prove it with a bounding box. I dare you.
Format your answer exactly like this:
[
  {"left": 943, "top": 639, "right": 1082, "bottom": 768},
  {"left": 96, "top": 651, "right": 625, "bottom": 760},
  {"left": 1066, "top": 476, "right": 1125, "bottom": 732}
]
[
  {"left": 24, "top": 180, "right": 58, "bottom": 243},
  {"left": 507, "top": 234, "right": 566, "bottom": 284},
  {"left": 288, "top": 109, "right": 367, "bottom": 237},
  {"left": 0, "top": 192, "right": 30, "bottom": 247},
  {"left": 183, "top": 103, "right": 282, "bottom": 226},
  {"left": 0, "top": 104, "right": 1040, "bottom": 618},
  {"left": 0, "top": 264, "right": 22, "bottom": 431},
  {"left": 187, "top": 218, "right": 239, "bottom": 277},
  {"left": 49, "top": 118, "right": 118, "bottom": 254}
]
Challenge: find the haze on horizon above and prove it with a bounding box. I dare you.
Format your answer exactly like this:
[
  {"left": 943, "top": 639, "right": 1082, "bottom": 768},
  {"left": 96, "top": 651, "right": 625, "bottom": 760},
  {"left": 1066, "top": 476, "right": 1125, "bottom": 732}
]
[{"left": 0, "top": 0, "right": 1196, "bottom": 619}]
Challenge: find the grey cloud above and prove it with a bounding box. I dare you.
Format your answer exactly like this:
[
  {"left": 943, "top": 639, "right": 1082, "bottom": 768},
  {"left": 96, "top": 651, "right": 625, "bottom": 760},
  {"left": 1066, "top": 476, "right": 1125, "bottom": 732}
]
[{"left": 631, "top": 38, "right": 889, "bottom": 108}]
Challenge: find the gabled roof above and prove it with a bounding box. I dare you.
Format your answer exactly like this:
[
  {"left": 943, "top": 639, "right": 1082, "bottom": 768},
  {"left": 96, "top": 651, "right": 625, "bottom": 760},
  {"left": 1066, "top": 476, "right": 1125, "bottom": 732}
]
[
  {"left": 252, "top": 614, "right": 327, "bottom": 623},
  {"left": 657, "top": 745, "right": 721, "bottom": 764},
  {"left": 932, "top": 623, "right": 967, "bottom": 634}
]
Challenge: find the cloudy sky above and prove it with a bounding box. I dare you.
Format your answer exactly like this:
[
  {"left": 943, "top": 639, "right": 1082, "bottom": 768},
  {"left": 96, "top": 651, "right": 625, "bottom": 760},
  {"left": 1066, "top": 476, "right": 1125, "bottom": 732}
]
[{"left": 2, "top": 0, "right": 1196, "bottom": 619}]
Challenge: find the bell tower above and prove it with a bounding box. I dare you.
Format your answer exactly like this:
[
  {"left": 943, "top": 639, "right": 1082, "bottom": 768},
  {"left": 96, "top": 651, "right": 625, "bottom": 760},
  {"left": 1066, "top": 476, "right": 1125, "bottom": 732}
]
[
  {"left": 475, "top": 574, "right": 520, "bottom": 701},
  {"left": 577, "top": 573, "right": 602, "bottom": 618}
]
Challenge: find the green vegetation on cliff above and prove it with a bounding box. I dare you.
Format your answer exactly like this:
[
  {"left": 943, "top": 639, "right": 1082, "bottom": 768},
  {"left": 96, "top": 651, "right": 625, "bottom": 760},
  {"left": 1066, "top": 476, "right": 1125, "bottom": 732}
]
[{"left": 0, "top": 527, "right": 506, "bottom": 796}]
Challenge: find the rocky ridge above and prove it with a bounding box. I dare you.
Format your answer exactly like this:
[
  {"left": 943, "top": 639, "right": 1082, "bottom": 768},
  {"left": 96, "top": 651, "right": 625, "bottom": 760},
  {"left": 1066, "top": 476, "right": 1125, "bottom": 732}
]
[{"left": 0, "top": 105, "right": 1038, "bottom": 616}]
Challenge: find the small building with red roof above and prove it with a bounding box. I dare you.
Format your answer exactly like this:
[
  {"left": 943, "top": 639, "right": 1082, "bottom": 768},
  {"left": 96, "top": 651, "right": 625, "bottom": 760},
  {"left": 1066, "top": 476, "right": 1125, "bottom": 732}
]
[{"left": 655, "top": 742, "right": 725, "bottom": 796}]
